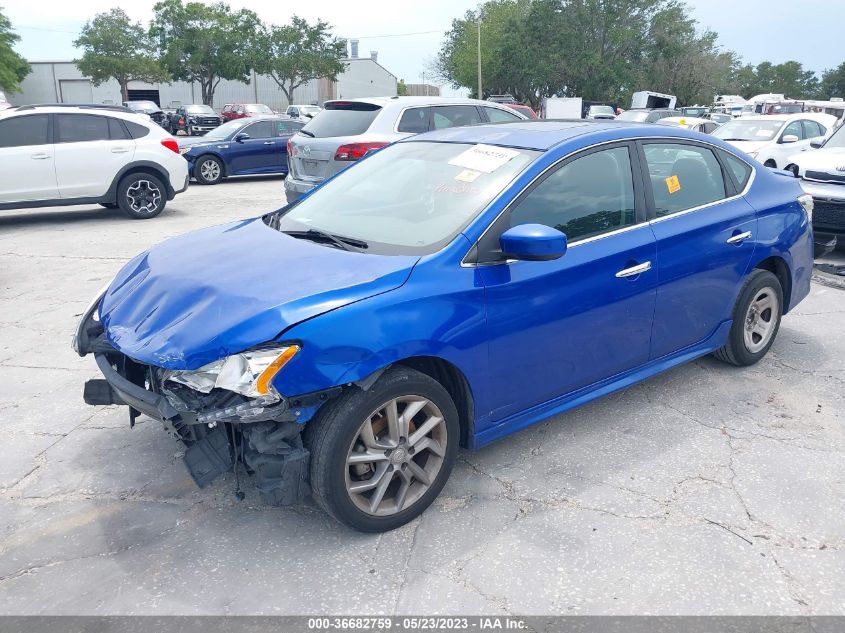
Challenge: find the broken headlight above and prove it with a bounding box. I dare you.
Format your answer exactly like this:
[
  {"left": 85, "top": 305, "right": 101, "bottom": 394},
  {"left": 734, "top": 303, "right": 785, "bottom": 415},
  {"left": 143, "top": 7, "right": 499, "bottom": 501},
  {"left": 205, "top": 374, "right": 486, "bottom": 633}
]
[{"left": 166, "top": 346, "right": 299, "bottom": 403}]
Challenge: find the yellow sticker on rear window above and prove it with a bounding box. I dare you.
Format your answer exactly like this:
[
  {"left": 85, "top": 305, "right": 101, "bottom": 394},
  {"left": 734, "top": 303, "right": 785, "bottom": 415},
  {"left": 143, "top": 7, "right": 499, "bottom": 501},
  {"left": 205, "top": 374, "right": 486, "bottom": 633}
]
[{"left": 666, "top": 175, "right": 681, "bottom": 194}]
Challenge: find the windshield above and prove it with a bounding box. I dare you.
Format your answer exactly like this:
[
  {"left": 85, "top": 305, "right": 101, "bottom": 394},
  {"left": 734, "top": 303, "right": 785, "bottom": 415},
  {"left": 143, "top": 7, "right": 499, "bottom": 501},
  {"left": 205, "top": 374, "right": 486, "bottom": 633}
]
[
  {"left": 202, "top": 119, "right": 250, "bottom": 140},
  {"left": 684, "top": 108, "right": 706, "bottom": 117},
  {"left": 186, "top": 105, "right": 215, "bottom": 114},
  {"left": 301, "top": 106, "right": 321, "bottom": 114},
  {"left": 246, "top": 104, "right": 273, "bottom": 114},
  {"left": 616, "top": 111, "right": 649, "bottom": 122},
  {"left": 821, "top": 123, "right": 845, "bottom": 149},
  {"left": 271, "top": 141, "right": 538, "bottom": 255},
  {"left": 713, "top": 119, "right": 784, "bottom": 141},
  {"left": 127, "top": 101, "right": 160, "bottom": 112},
  {"left": 590, "top": 106, "right": 615, "bottom": 115}
]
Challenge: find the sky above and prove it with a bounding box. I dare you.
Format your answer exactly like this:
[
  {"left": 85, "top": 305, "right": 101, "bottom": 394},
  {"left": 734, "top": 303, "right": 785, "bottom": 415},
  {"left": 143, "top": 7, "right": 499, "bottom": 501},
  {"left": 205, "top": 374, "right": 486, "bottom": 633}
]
[{"left": 5, "top": 0, "right": 844, "bottom": 98}]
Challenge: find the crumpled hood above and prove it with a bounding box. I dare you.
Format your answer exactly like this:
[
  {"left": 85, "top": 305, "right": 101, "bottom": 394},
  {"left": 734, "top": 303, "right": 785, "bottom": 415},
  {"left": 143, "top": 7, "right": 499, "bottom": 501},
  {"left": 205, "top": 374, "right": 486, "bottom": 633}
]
[{"left": 100, "top": 218, "right": 418, "bottom": 370}]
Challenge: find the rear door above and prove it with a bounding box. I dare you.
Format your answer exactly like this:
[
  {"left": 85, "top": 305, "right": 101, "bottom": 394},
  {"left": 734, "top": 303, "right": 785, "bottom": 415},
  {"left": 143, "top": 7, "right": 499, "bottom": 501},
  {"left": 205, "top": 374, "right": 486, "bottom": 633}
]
[
  {"left": 0, "top": 113, "right": 58, "bottom": 203},
  {"left": 54, "top": 114, "right": 135, "bottom": 198},
  {"left": 640, "top": 140, "right": 757, "bottom": 359},
  {"left": 226, "top": 120, "right": 277, "bottom": 174}
]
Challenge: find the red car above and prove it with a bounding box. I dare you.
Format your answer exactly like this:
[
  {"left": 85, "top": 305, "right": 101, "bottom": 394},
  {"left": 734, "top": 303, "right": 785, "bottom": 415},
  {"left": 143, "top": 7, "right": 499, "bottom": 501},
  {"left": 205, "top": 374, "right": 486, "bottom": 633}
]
[
  {"left": 221, "top": 103, "right": 274, "bottom": 121},
  {"left": 508, "top": 103, "right": 538, "bottom": 119}
]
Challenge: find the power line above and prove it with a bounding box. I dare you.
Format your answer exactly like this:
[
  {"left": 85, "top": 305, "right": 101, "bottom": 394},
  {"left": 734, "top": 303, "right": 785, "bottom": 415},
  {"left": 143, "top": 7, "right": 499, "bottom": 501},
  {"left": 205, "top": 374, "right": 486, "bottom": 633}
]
[{"left": 343, "top": 30, "right": 442, "bottom": 40}]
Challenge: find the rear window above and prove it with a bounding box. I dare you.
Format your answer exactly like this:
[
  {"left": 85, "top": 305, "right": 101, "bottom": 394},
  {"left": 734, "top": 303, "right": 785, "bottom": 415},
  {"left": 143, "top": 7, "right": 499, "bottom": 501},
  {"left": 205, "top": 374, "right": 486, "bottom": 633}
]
[{"left": 301, "top": 102, "right": 381, "bottom": 138}]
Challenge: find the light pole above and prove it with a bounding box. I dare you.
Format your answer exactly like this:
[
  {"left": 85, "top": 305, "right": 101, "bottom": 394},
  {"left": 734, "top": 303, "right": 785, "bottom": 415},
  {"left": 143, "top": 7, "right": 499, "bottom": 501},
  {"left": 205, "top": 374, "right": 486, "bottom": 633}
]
[{"left": 476, "top": 18, "right": 482, "bottom": 99}]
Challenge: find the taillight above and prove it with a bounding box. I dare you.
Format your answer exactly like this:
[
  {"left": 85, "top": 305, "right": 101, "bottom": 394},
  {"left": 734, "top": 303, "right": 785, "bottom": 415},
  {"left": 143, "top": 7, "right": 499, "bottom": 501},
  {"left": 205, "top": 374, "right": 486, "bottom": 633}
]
[
  {"left": 161, "top": 138, "right": 180, "bottom": 153},
  {"left": 334, "top": 142, "right": 388, "bottom": 161},
  {"left": 287, "top": 138, "right": 293, "bottom": 155},
  {"left": 178, "top": 118, "right": 184, "bottom": 125}
]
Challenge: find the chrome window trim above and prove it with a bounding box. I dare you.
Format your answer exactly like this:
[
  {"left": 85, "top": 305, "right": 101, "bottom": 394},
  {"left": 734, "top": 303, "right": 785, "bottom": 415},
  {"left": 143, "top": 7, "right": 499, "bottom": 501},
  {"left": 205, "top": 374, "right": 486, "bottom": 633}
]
[{"left": 460, "top": 136, "right": 757, "bottom": 267}]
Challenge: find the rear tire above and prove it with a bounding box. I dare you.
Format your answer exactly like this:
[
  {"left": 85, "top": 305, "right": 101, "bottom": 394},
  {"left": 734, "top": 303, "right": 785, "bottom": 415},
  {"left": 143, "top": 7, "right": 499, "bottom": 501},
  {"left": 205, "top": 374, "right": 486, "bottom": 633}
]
[
  {"left": 116, "top": 172, "right": 167, "bottom": 219},
  {"left": 713, "top": 269, "right": 783, "bottom": 366},
  {"left": 306, "top": 366, "right": 459, "bottom": 532},
  {"left": 194, "top": 155, "right": 224, "bottom": 185}
]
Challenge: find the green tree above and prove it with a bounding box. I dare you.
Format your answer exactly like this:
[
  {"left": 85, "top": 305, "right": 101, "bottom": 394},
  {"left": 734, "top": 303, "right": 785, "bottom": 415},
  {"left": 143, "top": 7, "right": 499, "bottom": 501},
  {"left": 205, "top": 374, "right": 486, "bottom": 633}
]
[
  {"left": 151, "top": 0, "right": 261, "bottom": 105},
  {"left": 819, "top": 62, "right": 845, "bottom": 99},
  {"left": 254, "top": 16, "right": 346, "bottom": 105},
  {"left": 0, "top": 7, "right": 31, "bottom": 94},
  {"left": 397, "top": 79, "right": 409, "bottom": 96},
  {"left": 74, "top": 9, "right": 167, "bottom": 103}
]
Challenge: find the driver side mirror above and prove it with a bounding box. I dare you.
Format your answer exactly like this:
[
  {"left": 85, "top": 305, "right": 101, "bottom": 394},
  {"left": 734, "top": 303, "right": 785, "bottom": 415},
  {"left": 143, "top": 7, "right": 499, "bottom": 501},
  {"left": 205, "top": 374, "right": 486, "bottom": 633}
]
[
  {"left": 780, "top": 134, "right": 799, "bottom": 144},
  {"left": 810, "top": 137, "right": 825, "bottom": 149},
  {"left": 234, "top": 132, "right": 250, "bottom": 143},
  {"left": 500, "top": 224, "right": 567, "bottom": 261}
]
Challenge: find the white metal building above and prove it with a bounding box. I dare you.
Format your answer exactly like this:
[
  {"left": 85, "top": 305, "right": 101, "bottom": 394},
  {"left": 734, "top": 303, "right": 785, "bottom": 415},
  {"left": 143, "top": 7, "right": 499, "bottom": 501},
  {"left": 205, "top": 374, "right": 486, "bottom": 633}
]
[{"left": 10, "top": 57, "right": 398, "bottom": 110}]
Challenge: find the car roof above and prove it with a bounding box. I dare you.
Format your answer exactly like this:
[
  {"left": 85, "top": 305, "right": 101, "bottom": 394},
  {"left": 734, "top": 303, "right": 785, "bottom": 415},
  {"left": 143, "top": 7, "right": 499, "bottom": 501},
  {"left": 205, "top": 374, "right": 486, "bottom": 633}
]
[
  {"left": 404, "top": 120, "right": 647, "bottom": 150},
  {"left": 326, "top": 96, "right": 519, "bottom": 108}
]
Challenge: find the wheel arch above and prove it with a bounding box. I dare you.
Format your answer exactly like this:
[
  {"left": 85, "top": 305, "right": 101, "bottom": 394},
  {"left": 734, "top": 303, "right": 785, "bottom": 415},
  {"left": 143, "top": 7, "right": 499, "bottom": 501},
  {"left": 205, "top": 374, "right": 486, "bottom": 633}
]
[
  {"left": 392, "top": 356, "right": 475, "bottom": 448},
  {"left": 107, "top": 161, "right": 175, "bottom": 202},
  {"left": 753, "top": 255, "right": 792, "bottom": 311}
]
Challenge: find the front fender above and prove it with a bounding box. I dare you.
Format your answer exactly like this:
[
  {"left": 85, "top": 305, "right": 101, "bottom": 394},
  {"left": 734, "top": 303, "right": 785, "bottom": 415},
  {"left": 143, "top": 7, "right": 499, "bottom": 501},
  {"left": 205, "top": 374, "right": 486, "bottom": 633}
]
[{"left": 271, "top": 252, "right": 492, "bottom": 429}]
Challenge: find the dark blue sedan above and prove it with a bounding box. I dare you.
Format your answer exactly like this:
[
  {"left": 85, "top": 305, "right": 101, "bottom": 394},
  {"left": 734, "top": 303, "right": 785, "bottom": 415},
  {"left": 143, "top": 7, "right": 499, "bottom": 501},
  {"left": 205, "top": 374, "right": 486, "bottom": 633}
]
[
  {"left": 178, "top": 116, "right": 304, "bottom": 185},
  {"left": 77, "top": 120, "right": 814, "bottom": 532}
]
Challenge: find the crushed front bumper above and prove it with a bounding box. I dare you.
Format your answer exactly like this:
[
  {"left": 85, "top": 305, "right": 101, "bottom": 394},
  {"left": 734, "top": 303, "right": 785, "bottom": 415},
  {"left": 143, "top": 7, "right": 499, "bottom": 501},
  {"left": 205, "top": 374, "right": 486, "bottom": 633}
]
[{"left": 74, "top": 298, "right": 311, "bottom": 503}]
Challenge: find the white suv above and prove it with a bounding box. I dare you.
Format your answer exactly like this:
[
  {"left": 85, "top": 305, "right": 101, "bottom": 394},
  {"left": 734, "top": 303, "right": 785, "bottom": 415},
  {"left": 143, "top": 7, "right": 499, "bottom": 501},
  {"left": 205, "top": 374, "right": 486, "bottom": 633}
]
[
  {"left": 0, "top": 104, "right": 189, "bottom": 219},
  {"left": 285, "top": 96, "right": 527, "bottom": 203}
]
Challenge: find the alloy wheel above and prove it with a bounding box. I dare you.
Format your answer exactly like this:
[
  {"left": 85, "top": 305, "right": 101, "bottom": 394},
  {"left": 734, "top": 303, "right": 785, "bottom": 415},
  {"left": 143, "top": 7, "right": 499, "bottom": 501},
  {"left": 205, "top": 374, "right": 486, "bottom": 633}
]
[
  {"left": 200, "top": 159, "right": 221, "bottom": 182},
  {"left": 743, "top": 286, "right": 779, "bottom": 353},
  {"left": 125, "top": 180, "right": 162, "bottom": 215},
  {"left": 345, "top": 396, "right": 447, "bottom": 516}
]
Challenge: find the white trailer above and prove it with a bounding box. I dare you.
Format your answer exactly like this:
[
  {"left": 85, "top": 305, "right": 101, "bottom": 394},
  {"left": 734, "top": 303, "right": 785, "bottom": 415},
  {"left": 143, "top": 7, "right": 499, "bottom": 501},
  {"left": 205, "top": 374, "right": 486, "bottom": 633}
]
[
  {"left": 543, "top": 97, "right": 583, "bottom": 119},
  {"left": 631, "top": 91, "right": 676, "bottom": 110}
]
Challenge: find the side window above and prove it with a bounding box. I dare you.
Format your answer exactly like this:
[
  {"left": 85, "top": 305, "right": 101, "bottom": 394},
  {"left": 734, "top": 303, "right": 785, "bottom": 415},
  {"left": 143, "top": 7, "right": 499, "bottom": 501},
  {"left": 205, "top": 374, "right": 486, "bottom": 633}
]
[
  {"left": 802, "top": 120, "right": 823, "bottom": 139},
  {"left": 123, "top": 120, "right": 150, "bottom": 139},
  {"left": 56, "top": 114, "right": 110, "bottom": 143},
  {"left": 107, "top": 118, "right": 129, "bottom": 140},
  {"left": 431, "top": 105, "right": 483, "bottom": 130},
  {"left": 642, "top": 143, "right": 727, "bottom": 217},
  {"left": 244, "top": 121, "right": 273, "bottom": 138},
  {"left": 782, "top": 121, "right": 803, "bottom": 140},
  {"left": 720, "top": 151, "right": 753, "bottom": 190},
  {"left": 509, "top": 146, "right": 636, "bottom": 242},
  {"left": 484, "top": 106, "right": 521, "bottom": 123},
  {"left": 397, "top": 107, "right": 430, "bottom": 133},
  {"left": 274, "top": 120, "right": 303, "bottom": 135},
  {"left": 0, "top": 114, "right": 49, "bottom": 148}
]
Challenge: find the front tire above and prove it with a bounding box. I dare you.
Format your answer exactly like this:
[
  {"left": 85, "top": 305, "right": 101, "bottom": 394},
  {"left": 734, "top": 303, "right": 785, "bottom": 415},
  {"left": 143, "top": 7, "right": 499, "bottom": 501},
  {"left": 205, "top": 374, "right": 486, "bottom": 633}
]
[
  {"left": 116, "top": 172, "right": 167, "bottom": 219},
  {"left": 194, "top": 155, "right": 224, "bottom": 185},
  {"left": 714, "top": 269, "right": 783, "bottom": 366},
  {"left": 306, "top": 366, "right": 459, "bottom": 532}
]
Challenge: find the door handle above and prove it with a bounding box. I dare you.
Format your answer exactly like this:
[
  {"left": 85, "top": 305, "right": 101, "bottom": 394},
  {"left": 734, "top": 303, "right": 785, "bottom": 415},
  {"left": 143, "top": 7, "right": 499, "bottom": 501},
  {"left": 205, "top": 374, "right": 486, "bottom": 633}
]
[
  {"left": 615, "top": 261, "right": 652, "bottom": 278},
  {"left": 263, "top": 141, "right": 275, "bottom": 145},
  {"left": 111, "top": 147, "right": 129, "bottom": 154},
  {"left": 30, "top": 153, "right": 50, "bottom": 160},
  {"left": 726, "top": 231, "right": 752, "bottom": 244}
]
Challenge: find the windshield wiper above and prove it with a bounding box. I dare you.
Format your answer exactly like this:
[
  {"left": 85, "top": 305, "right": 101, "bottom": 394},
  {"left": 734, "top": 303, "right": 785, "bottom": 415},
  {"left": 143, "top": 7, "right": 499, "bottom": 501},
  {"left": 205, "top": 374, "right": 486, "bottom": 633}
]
[
  {"left": 298, "top": 129, "right": 315, "bottom": 138},
  {"left": 720, "top": 138, "right": 751, "bottom": 141},
  {"left": 283, "top": 229, "right": 368, "bottom": 251}
]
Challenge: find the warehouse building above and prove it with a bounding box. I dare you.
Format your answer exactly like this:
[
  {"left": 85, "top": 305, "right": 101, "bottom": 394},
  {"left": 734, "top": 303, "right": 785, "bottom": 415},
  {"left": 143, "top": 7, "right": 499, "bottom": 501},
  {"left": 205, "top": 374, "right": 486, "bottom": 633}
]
[{"left": 10, "top": 51, "right": 398, "bottom": 110}]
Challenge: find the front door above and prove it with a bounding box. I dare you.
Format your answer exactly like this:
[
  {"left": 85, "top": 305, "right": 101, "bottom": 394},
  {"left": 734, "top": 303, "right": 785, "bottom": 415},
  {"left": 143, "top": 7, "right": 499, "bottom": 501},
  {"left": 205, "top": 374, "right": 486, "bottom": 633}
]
[
  {"left": 0, "top": 114, "right": 58, "bottom": 203},
  {"left": 227, "top": 120, "right": 278, "bottom": 174},
  {"left": 479, "top": 144, "right": 657, "bottom": 421},
  {"left": 639, "top": 141, "right": 758, "bottom": 359}
]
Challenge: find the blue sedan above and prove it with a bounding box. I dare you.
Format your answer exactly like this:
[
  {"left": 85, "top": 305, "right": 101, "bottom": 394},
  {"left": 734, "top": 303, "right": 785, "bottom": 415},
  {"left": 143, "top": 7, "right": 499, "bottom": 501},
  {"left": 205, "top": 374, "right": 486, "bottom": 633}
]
[
  {"left": 178, "top": 115, "right": 304, "bottom": 185},
  {"left": 77, "top": 120, "right": 813, "bottom": 532}
]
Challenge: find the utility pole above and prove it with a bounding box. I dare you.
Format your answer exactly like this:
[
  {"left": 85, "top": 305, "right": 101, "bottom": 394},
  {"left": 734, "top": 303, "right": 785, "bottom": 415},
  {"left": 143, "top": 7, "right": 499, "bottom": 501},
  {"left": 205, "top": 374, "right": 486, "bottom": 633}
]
[{"left": 476, "top": 18, "right": 482, "bottom": 99}]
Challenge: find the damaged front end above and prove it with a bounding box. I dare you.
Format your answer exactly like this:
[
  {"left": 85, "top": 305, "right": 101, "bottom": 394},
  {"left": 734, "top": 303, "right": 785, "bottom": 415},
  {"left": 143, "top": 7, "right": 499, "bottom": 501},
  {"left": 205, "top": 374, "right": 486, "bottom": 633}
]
[{"left": 73, "top": 293, "right": 333, "bottom": 506}]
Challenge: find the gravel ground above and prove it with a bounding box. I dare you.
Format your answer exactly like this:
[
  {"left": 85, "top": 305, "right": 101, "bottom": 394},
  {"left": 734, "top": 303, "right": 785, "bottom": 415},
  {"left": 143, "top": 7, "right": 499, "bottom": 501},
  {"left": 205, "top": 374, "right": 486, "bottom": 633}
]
[{"left": 0, "top": 176, "right": 843, "bottom": 615}]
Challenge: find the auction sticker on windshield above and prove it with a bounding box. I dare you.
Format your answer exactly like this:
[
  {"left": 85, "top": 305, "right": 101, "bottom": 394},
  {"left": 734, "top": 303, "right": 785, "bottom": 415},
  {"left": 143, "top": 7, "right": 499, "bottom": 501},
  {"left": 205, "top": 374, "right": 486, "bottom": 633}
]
[{"left": 449, "top": 144, "right": 521, "bottom": 173}]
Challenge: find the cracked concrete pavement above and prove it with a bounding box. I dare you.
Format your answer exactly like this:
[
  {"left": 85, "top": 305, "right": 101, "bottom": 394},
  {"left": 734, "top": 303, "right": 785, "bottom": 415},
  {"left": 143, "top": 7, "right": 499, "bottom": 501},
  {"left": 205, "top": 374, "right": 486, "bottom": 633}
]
[{"left": 1, "top": 177, "right": 843, "bottom": 615}]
